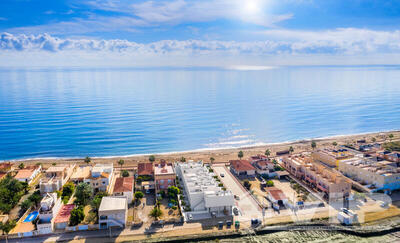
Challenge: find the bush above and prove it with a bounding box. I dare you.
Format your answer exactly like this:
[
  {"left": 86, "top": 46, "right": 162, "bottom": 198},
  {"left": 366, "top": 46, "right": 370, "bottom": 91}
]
[
  {"left": 121, "top": 170, "right": 129, "bottom": 177},
  {"left": 266, "top": 180, "right": 274, "bottom": 187},
  {"left": 218, "top": 183, "right": 224, "bottom": 187},
  {"left": 167, "top": 186, "right": 180, "bottom": 199},
  {"left": 243, "top": 180, "right": 251, "bottom": 190},
  {"left": 134, "top": 191, "right": 144, "bottom": 201},
  {"left": 20, "top": 199, "right": 33, "bottom": 212},
  {"left": 74, "top": 182, "right": 92, "bottom": 206},
  {"left": 171, "top": 206, "right": 177, "bottom": 210},
  {"left": 69, "top": 206, "right": 85, "bottom": 226}
]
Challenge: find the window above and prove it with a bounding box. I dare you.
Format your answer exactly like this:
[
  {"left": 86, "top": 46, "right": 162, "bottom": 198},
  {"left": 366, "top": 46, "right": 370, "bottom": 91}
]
[
  {"left": 168, "top": 179, "right": 171, "bottom": 183},
  {"left": 102, "top": 181, "right": 105, "bottom": 184},
  {"left": 160, "top": 180, "right": 164, "bottom": 184}
]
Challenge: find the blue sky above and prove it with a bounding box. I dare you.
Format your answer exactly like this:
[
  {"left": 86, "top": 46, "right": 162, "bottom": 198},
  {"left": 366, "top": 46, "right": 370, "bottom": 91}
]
[{"left": 1, "top": 0, "right": 400, "bottom": 67}]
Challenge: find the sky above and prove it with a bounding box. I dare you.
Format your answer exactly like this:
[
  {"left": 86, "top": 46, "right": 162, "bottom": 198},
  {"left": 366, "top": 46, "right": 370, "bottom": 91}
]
[{"left": 1, "top": 0, "right": 400, "bottom": 67}]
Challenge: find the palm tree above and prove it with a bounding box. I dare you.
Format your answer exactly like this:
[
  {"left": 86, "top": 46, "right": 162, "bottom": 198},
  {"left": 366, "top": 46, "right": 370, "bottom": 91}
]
[
  {"left": 332, "top": 142, "right": 338, "bottom": 148},
  {"left": 0, "top": 220, "right": 16, "bottom": 243},
  {"left": 84, "top": 156, "right": 91, "bottom": 165},
  {"left": 389, "top": 134, "right": 394, "bottom": 141},
  {"left": 118, "top": 159, "right": 125, "bottom": 177},
  {"left": 149, "top": 155, "right": 155, "bottom": 162},
  {"left": 149, "top": 207, "right": 162, "bottom": 221},
  {"left": 52, "top": 162, "right": 57, "bottom": 166},
  {"left": 289, "top": 146, "right": 294, "bottom": 154},
  {"left": 18, "top": 163, "right": 25, "bottom": 169},
  {"left": 372, "top": 137, "right": 376, "bottom": 143},
  {"left": 180, "top": 157, "right": 186, "bottom": 162},
  {"left": 210, "top": 157, "right": 215, "bottom": 163},
  {"left": 238, "top": 151, "right": 244, "bottom": 159},
  {"left": 265, "top": 149, "right": 271, "bottom": 156},
  {"left": 311, "top": 141, "right": 317, "bottom": 150}
]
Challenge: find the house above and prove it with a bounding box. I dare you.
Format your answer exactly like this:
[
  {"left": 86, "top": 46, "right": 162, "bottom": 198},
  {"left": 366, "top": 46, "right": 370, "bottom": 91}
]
[
  {"left": 136, "top": 162, "right": 155, "bottom": 191},
  {"left": 175, "top": 161, "right": 234, "bottom": 219},
  {"left": 14, "top": 165, "right": 41, "bottom": 185},
  {"left": 249, "top": 155, "right": 276, "bottom": 177},
  {"left": 154, "top": 160, "right": 176, "bottom": 193},
  {"left": 84, "top": 164, "right": 113, "bottom": 193},
  {"left": 112, "top": 177, "right": 134, "bottom": 202},
  {"left": 266, "top": 187, "right": 288, "bottom": 210},
  {"left": 40, "top": 164, "right": 76, "bottom": 193},
  {"left": 70, "top": 166, "right": 91, "bottom": 184},
  {"left": 98, "top": 196, "right": 127, "bottom": 229},
  {"left": 312, "top": 148, "right": 354, "bottom": 168},
  {"left": 54, "top": 204, "right": 75, "bottom": 230},
  {"left": 36, "top": 193, "right": 63, "bottom": 234},
  {"left": 0, "top": 162, "right": 12, "bottom": 172},
  {"left": 229, "top": 160, "right": 256, "bottom": 177}
]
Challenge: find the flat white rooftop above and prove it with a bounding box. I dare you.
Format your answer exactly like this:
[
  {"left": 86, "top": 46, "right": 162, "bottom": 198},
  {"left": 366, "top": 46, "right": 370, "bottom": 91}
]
[{"left": 99, "top": 196, "right": 126, "bottom": 211}]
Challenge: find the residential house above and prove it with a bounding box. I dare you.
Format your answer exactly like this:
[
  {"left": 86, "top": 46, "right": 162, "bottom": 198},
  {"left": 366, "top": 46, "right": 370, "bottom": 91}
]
[
  {"left": 54, "top": 204, "right": 75, "bottom": 230},
  {"left": 154, "top": 160, "right": 176, "bottom": 193},
  {"left": 40, "top": 164, "right": 76, "bottom": 194},
  {"left": 136, "top": 162, "right": 155, "bottom": 191},
  {"left": 175, "top": 161, "right": 234, "bottom": 218},
  {"left": 70, "top": 166, "right": 91, "bottom": 184},
  {"left": 14, "top": 165, "right": 41, "bottom": 185},
  {"left": 84, "top": 163, "right": 113, "bottom": 193},
  {"left": 266, "top": 187, "right": 288, "bottom": 210},
  {"left": 249, "top": 155, "right": 276, "bottom": 177},
  {"left": 229, "top": 160, "right": 256, "bottom": 177},
  {"left": 112, "top": 177, "right": 134, "bottom": 202},
  {"left": 36, "top": 193, "right": 63, "bottom": 234},
  {"left": 282, "top": 155, "right": 351, "bottom": 200},
  {"left": 98, "top": 196, "right": 127, "bottom": 229}
]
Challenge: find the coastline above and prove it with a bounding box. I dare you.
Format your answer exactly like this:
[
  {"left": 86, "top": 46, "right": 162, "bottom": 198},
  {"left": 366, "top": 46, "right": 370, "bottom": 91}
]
[{"left": 3, "top": 130, "right": 399, "bottom": 166}]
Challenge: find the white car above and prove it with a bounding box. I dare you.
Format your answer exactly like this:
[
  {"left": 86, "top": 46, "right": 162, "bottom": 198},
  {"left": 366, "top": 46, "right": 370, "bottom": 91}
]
[{"left": 188, "top": 214, "right": 193, "bottom": 220}]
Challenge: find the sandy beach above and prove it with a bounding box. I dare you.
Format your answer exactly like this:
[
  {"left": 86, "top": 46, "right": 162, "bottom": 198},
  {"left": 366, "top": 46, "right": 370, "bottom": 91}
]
[{"left": 5, "top": 130, "right": 399, "bottom": 169}]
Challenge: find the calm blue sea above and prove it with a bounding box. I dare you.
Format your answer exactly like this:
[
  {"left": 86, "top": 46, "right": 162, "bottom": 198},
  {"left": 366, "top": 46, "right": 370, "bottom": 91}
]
[{"left": 0, "top": 66, "right": 400, "bottom": 161}]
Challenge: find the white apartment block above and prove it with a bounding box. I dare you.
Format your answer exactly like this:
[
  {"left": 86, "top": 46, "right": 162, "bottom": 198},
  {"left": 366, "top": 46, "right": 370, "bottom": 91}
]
[
  {"left": 98, "top": 196, "right": 127, "bottom": 229},
  {"left": 84, "top": 163, "right": 114, "bottom": 193},
  {"left": 175, "top": 161, "right": 234, "bottom": 216},
  {"left": 338, "top": 158, "right": 400, "bottom": 192}
]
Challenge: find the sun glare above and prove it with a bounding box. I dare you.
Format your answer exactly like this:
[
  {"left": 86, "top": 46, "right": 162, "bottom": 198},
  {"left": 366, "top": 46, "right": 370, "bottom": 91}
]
[{"left": 244, "top": 0, "right": 262, "bottom": 14}]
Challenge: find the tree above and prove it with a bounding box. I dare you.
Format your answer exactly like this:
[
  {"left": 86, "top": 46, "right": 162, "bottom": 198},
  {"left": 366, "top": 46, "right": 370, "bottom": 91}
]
[
  {"left": 389, "top": 134, "right": 394, "bottom": 141},
  {"left": 332, "top": 142, "right": 338, "bottom": 147},
  {"left": 69, "top": 206, "right": 85, "bottom": 226},
  {"left": 28, "top": 191, "right": 42, "bottom": 207},
  {"left": 272, "top": 159, "right": 277, "bottom": 165},
  {"left": 265, "top": 149, "right": 271, "bottom": 156},
  {"left": 90, "top": 192, "right": 108, "bottom": 220},
  {"left": 74, "top": 182, "right": 92, "bottom": 206},
  {"left": 121, "top": 170, "right": 129, "bottom": 177},
  {"left": 372, "top": 137, "right": 377, "bottom": 143},
  {"left": 167, "top": 186, "right": 180, "bottom": 199},
  {"left": 311, "top": 141, "right": 317, "bottom": 150},
  {"left": 118, "top": 159, "right": 125, "bottom": 172},
  {"left": 84, "top": 156, "right": 91, "bottom": 164},
  {"left": 243, "top": 180, "right": 251, "bottom": 190},
  {"left": 52, "top": 162, "right": 57, "bottom": 166},
  {"left": 149, "top": 206, "right": 162, "bottom": 220},
  {"left": 149, "top": 155, "right": 155, "bottom": 162},
  {"left": 210, "top": 157, "right": 215, "bottom": 163},
  {"left": 238, "top": 151, "right": 244, "bottom": 159},
  {"left": 266, "top": 180, "right": 274, "bottom": 187},
  {"left": 35, "top": 162, "right": 42, "bottom": 167},
  {"left": 62, "top": 182, "right": 75, "bottom": 202},
  {"left": 20, "top": 199, "right": 33, "bottom": 211},
  {"left": 289, "top": 146, "right": 294, "bottom": 154},
  {"left": 134, "top": 191, "right": 144, "bottom": 202},
  {"left": 0, "top": 220, "right": 16, "bottom": 243},
  {"left": 18, "top": 163, "right": 25, "bottom": 169},
  {"left": 21, "top": 181, "right": 30, "bottom": 194},
  {"left": 180, "top": 157, "right": 186, "bottom": 162}
]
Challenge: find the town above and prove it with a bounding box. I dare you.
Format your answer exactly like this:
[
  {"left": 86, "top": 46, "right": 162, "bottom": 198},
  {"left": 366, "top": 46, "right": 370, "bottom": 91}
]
[{"left": 1, "top": 135, "right": 400, "bottom": 242}]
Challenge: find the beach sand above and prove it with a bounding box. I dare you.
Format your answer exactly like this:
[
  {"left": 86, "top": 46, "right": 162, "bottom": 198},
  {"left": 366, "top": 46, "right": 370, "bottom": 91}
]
[{"left": 6, "top": 130, "right": 400, "bottom": 169}]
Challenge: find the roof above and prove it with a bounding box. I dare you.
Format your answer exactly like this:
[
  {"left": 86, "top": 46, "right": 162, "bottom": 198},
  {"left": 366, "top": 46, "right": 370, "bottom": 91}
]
[
  {"left": 137, "top": 163, "right": 154, "bottom": 176},
  {"left": 113, "top": 177, "right": 133, "bottom": 193},
  {"left": 54, "top": 204, "right": 74, "bottom": 223},
  {"left": 229, "top": 160, "right": 255, "bottom": 172},
  {"left": 266, "top": 187, "right": 287, "bottom": 201},
  {"left": 14, "top": 169, "right": 35, "bottom": 179},
  {"left": 154, "top": 163, "right": 174, "bottom": 175},
  {"left": 71, "top": 166, "right": 91, "bottom": 180},
  {"left": 0, "top": 162, "right": 11, "bottom": 171},
  {"left": 0, "top": 172, "right": 7, "bottom": 180},
  {"left": 99, "top": 196, "right": 127, "bottom": 211},
  {"left": 46, "top": 165, "right": 67, "bottom": 173}
]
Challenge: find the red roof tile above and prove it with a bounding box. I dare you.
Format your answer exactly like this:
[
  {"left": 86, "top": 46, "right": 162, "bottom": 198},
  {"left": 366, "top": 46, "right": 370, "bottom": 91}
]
[
  {"left": 229, "top": 160, "right": 255, "bottom": 172},
  {"left": 54, "top": 204, "right": 75, "bottom": 223},
  {"left": 137, "top": 163, "right": 154, "bottom": 176},
  {"left": 267, "top": 187, "right": 287, "bottom": 201},
  {"left": 14, "top": 169, "right": 35, "bottom": 179},
  {"left": 113, "top": 177, "right": 134, "bottom": 193}
]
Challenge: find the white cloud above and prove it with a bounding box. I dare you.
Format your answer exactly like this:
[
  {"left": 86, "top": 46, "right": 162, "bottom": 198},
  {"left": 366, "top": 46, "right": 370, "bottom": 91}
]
[{"left": 1, "top": 28, "right": 400, "bottom": 67}]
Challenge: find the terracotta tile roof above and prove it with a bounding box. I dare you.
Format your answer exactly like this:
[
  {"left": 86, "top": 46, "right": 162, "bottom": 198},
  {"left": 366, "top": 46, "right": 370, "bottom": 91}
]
[
  {"left": 14, "top": 169, "right": 35, "bottom": 179},
  {"left": 267, "top": 187, "right": 287, "bottom": 201},
  {"left": 0, "top": 172, "right": 6, "bottom": 180},
  {"left": 0, "top": 162, "right": 11, "bottom": 171},
  {"left": 137, "top": 163, "right": 154, "bottom": 176},
  {"left": 229, "top": 160, "right": 255, "bottom": 172},
  {"left": 113, "top": 177, "right": 134, "bottom": 193},
  {"left": 54, "top": 204, "right": 74, "bottom": 223}
]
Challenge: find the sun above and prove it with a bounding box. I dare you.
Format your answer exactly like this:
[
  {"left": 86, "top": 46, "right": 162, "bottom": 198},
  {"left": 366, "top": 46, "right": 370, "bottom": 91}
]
[{"left": 244, "top": 0, "right": 262, "bottom": 14}]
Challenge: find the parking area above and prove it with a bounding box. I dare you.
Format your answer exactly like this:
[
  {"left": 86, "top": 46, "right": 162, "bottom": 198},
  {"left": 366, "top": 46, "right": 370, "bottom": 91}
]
[{"left": 212, "top": 165, "right": 261, "bottom": 221}]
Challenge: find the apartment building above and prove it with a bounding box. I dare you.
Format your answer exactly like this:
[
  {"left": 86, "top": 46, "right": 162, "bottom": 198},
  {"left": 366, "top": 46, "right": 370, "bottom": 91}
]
[
  {"left": 36, "top": 193, "right": 63, "bottom": 234},
  {"left": 154, "top": 160, "right": 176, "bottom": 193},
  {"left": 338, "top": 158, "right": 400, "bottom": 192},
  {"left": 312, "top": 148, "right": 355, "bottom": 168},
  {"left": 84, "top": 163, "right": 114, "bottom": 193},
  {"left": 282, "top": 155, "right": 351, "bottom": 200},
  {"left": 175, "top": 161, "right": 234, "bottom": 217},
  {"left": 99, "top": 196, "right": 127, "bottom": 229},
  {"left": 40, "top": 164, "right": 76, "bottom": 193}
]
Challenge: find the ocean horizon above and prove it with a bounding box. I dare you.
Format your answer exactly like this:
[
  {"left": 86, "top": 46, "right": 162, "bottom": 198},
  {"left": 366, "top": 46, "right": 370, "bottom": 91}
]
[{"left": 1, "top": 65, "right": 400, "bottom": 161}]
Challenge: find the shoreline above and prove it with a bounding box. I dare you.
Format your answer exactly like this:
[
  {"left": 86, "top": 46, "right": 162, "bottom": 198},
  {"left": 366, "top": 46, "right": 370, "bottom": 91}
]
[{"left": 2, "top": 130, "right": 399, "bottom": 165}]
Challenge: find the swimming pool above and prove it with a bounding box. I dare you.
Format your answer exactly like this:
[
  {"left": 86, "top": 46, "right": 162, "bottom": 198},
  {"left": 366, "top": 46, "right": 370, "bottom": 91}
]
[{"left": 23, "top": 211, "right": 38, "bottom": 222}]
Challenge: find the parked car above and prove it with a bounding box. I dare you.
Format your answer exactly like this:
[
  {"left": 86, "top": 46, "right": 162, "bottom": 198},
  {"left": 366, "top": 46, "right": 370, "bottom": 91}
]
[
  {"left": 226, "top": 220, "right": 232, "bottom": 228},
  {"left": 233, "top": 206, "right": 239, "bottom": 216},
  {"left": 251, "top": 218, "right": 260, "bottom": 227},
  {"left": 218, "top": 221, "right": 224, "bottom": 229},
  {"left": 188, "top": 214, "right": 193, "bottom": 220},
  {"left": 234, "top": 195, "right": 240, "bottom": 200},
  {"left": 220, "top": 173, "right": 225, "bottom": 177}
]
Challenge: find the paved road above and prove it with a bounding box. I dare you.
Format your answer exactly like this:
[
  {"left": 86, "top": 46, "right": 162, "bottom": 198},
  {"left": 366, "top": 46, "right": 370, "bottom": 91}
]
[{"left": 212, "top": 165, "right": 261, "bottom": 221}]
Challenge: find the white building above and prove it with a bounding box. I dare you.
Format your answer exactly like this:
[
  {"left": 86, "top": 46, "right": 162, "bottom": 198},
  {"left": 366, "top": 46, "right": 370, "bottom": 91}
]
[
  {"left": 14, "top": 165, "right": 42, "bottom": 185},
  {"left": 84, "top": 163, "right": 114, "bottom": 193},
  {"left": 36, "top": 193, "right": 63, "bottom": 234},
  {"left": 40, "top": 164, "right": 76, "bottom": 193},
  {"left": 98, "top": 196, "right": 127, "bottom": 229},
  {"left": 175, "top": 161, "right": 234, "bottom": 219}
]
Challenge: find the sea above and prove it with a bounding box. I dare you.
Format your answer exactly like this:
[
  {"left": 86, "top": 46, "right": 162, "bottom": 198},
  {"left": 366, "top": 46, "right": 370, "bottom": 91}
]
[{"left": 1, "top": 65, "right": 400, "bottom": 161}]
